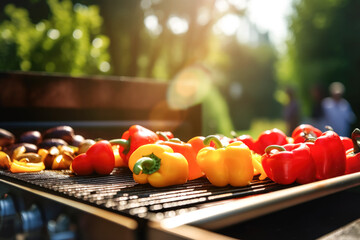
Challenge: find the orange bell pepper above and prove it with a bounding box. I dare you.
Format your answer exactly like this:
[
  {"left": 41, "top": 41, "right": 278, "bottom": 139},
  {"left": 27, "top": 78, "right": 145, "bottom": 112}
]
[{"left": 158, "top": 136, "right": 206, "bottom": 180}]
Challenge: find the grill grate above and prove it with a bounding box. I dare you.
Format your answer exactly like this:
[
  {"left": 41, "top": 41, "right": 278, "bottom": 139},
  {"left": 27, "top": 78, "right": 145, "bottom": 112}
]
[{"left": 0, "top": 168, "right": 289, "bottom": 220}]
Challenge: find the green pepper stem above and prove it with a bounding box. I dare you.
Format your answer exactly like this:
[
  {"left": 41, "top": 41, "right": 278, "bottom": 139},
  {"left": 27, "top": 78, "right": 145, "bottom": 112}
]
[
  {"left": 133, "top": 153, "right": 161, "bottom": 175},
  {"left": 203, "top": 135, "right": 223, "bottom": 149},
  {"left": 265, "top": 145, "right": 287, "bottom": 154},
  {"left": 109, "top": 139, "right": 129, "bottom": 148},
  {"left": 325, "top": 125, "right": 334, "bottom": 131},
  {"left": 156, "top": 131, "right": 170, "bottom": 141},
  {"left": 351, "top": 128, "right": 360, "bottom": 154}
]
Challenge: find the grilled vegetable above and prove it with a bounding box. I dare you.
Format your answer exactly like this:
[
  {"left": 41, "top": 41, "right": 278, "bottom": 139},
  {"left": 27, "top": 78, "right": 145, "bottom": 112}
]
[
  {"left": 9, "top": 160, "right": 45, "bottom": 173},
  {"left": 38, "top": 138, "right": 68, "bottom": 150},
  {"left": 291, "top": 124, "right": 322, "bottom": 143},
  {"left": 71, "top": 140, "right": 115, "bottom": 175},
  {"left": 196, "top": 135, "right": 254, "bottom": 187},
  {"left": 158, "top": 136, "right": 206, "bottom": 180},
  {"left": 42, "top": 126, "right": 74, "bottom": 144},
  {"left": 261, "top": 143, "right": 316, "bottom": 185},
  {"left": 0, "top": 151, "right": 11, "bottom": 169},
  {"left": 18, "top": 130, "right": 42, "bottom": 145},
  {"left": 77, "top": 139, "right": 96, "bottom": 155},
  {"left": 345, "top": 128, "right": 360, "bottom": 174},
  {"left": 110, "top": 125, "right": 159, "bottom": 165},
  {"left": 0, "top": 128, "right": 15, "bottom": 147},
  {"left": 6, "top": 143, "right": 38, "bottom": 158},
  {"left": 128, "top": 144, "right": 188, "bottom": 187},
  {"left": 311, "top": 129, "right": 346, "bottom": 180},
  {"left": 255, "top": 128, "right": 288, "bottom": 155}
]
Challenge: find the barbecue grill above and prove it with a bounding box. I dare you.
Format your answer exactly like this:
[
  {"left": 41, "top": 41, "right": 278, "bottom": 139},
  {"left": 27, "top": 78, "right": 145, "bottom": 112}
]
[{"left": 1, "top": 72, "right": 360, "bottom": 240}]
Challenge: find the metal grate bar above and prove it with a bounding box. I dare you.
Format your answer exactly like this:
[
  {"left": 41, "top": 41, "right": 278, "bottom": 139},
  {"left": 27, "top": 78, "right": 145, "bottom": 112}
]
[{"left": 0, "top": 168, "right": 287, "bottom": 221}]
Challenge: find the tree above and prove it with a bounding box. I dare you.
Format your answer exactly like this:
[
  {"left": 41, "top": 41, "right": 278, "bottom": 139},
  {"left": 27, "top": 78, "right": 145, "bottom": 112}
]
[
  {"left": 0, "top": 0, "right": 110, "bottom": 75},
  {"left": 278, "top": 0, "right": 360, "bottom": 127}
]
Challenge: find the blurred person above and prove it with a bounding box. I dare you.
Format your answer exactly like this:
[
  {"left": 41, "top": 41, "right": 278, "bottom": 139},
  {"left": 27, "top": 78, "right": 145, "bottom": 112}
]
[
  {"left": 308, "top": 84, "right": 326, "bottom": 130},
  {"left": 283, "top": 86, "right": 301, "bottom": 136},
  {"left": 321, "top": 82, "right": 356, "bottom": 137}
]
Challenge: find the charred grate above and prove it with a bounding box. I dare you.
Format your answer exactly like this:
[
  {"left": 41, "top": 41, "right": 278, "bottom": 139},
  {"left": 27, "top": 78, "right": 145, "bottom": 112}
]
[{"left": 0, "top": 168, "right": 290, "bottom": 220}]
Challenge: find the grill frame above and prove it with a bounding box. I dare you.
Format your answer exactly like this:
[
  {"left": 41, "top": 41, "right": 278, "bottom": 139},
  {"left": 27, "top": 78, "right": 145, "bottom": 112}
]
[
  {"left": 0, "top": 168, "right": 288, "bottom": 222},
  {"left": 2, "top": 169, "right": 360, "bottom": 239}
]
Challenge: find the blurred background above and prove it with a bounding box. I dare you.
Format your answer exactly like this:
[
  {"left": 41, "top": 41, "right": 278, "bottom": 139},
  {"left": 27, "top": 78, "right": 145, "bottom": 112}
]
[{"left": 0, "top": 0, "right": 359, "bottom": 138}]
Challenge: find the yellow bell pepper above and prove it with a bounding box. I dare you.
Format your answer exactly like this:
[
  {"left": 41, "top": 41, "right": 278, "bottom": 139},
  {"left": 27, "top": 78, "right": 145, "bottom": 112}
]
[
  {"left": 10, "top": 159, "right": 45, "bottom": 173},
  {"left": 0, "top": 151, "right": 11, "bottom": 169},
  {"left": 251, "top": 151, "right": 268, "bottom": 180},
  {"left": 196, "top": 135, "right": 254, "bottom": 187},
  {"left": 128, "top": 144, "right": 188, "bottom": 187}
]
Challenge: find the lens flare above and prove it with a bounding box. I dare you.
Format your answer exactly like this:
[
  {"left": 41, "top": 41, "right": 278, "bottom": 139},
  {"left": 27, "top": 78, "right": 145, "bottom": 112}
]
[{"left": 167, "top": 64, "right": 212, "bottom": 110}]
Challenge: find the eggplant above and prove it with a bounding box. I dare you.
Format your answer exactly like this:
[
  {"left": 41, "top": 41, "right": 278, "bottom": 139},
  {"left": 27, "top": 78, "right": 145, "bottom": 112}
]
[
  {"left": 0, "top": 128, "right": 15, "bottom": 147},
  {"left": 71, "top": 134, "right": 85, "bottom": 147},
  {"left": 19, "top": 130, "right": 42, "bottom": 145},
  {"left": 38, "top": 138, "right": 68, "bottom": 150},
  {"left": 4, "top": 143, "right": 38, "bottom": 157},
  {"left": 42, "top": 126, "right": 74, "bottom": 144},
  {"left": 77, "top": 139, "right": 96, "bottom": 154}
]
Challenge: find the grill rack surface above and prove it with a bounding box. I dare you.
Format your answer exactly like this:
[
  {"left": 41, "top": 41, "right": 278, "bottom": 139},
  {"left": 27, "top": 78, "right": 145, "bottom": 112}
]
[{"left": 0, "top": 168, "right": 288, "bottom": 221}]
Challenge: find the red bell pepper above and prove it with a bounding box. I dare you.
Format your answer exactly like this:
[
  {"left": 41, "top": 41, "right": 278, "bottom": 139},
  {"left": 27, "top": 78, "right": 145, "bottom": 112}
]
[
  {"left": 110, "top": 125, "right": 159, "bottom": 165},
  {"left": 291, "top": 124, "right": 322, "bottom": 143},
  {"left": 156, "top": 131, "right": 174, "bottom": 141},
  {"left": 255, "top": 128, "right": 288, "bottom": 155},
  {"left": 310, "top": 129, "right": 346, "bottom": 180},
  {"left": 341, "top": 136, "right": 353, "bottom": 151},
  {"left": 158, "top": 136, "right": 206, "bottom": 180},
  {"left": 345, "top": 128, "right": 360, "bottom": 174},
  {"left": 71, "top": 140, "right": 115, "bottom": 175},
  {"left": 231, "top": 134, "right": 256, "bottom": 152},
  {"left": 261, "top": 143, "right": 316, "bottom": 185}
]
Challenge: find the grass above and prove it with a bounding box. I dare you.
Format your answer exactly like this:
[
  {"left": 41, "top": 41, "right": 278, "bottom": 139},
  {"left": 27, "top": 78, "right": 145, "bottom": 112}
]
[{"left": 236, "top": 118, "right": 287, "bottom": 139}]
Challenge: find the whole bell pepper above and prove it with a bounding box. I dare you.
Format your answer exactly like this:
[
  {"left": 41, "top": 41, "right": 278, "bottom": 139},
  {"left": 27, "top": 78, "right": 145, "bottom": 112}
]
[
  {"left": 196, "top": 135, "right": 254, "bottom": 187},
  {"left": 291, "top": 124, "right": 322, "bottom": 143},
  {"left": 156, "top": 131, "right": 174, "bottom": 141},
  {"left": 128, "top": 144, "right": 188, "bottom": 187},
  {"left": 345, "top": 128, "right": 360, "bottom": 174},
  {"left": 230, "top": 134, "right": 256, "bottom": 152},
  {"left": 255, "top": 128, "right": 288, "bottom": 155},
  {"left": 341, "top": 136, "right": 353, "bottom": 151},
  {"left": 110, "top": 125, "right": 159, "bottom": 165},
  {"left": 261, "top": 143, "right": 316, "bottom": 185},
  {"left": 71, "top": 140, "right": 115, "bottom": 175},
  {"left": 158, "top": 136, "right": 206, "bottom": 180},
  {"left": 310, "top": 129, "right": 346, "bottom": 180}
]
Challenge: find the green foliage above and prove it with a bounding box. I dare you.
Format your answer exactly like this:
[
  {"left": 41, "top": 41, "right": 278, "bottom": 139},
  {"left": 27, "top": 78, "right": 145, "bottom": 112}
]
[
  {"left": 214, "top": 39, "right": 281, "bottom": 131},
  {"left": 237, "top": 118, "right": 287, "bottom": 139},
  {"left": 0, "top": 0, "right": 110, "bottom": 75},
  {"left": 278, "top": 0, "right": 360, "bottom": 121}
]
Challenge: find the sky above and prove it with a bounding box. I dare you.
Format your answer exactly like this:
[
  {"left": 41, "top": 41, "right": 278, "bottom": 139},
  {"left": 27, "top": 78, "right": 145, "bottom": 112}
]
[{"left": 247, "top": 0, "right": 294, "bottom": 49}]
